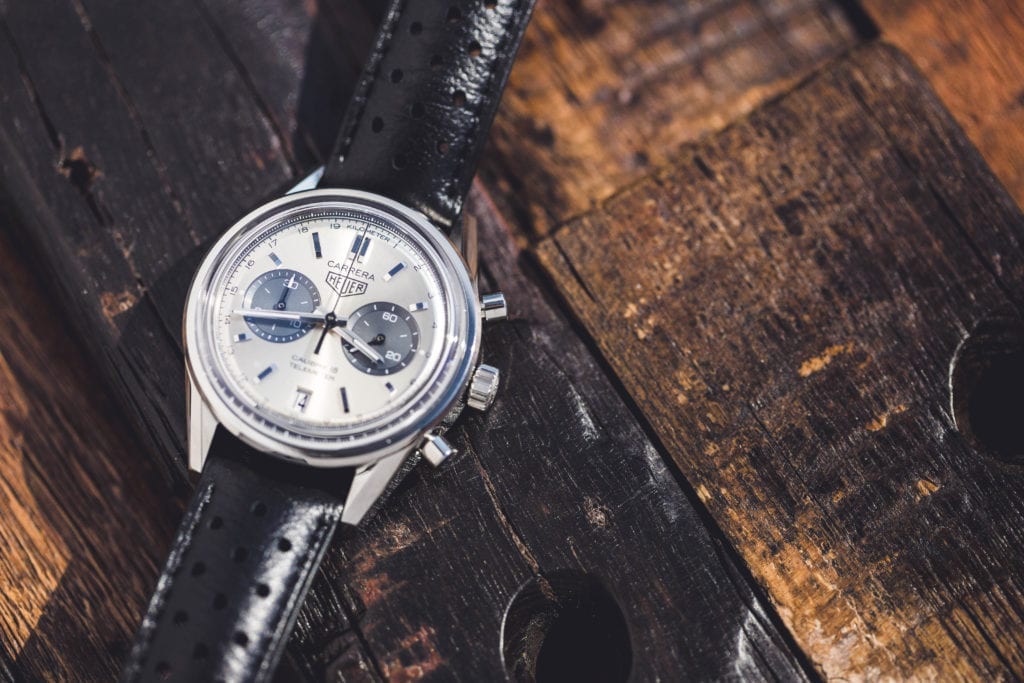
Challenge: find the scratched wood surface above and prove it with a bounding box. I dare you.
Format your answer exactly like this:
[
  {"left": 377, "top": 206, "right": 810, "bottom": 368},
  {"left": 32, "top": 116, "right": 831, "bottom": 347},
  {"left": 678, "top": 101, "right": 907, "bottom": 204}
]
[
  {"left": 539, "top": 43, "right": 1024, "bottom": 679},
  {"left": 0, "top": 0, "right": 858, "bottom": 679}
]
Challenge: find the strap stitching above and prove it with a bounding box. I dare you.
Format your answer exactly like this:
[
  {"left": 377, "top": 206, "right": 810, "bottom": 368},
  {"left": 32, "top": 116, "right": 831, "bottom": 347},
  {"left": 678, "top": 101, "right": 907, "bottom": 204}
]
[
  {"left": 335, "top": 0, "right": 410, "bottom": 166},
  {"left": 254, "top": 509, "right": 342, "bottom": 680},
  {"left": 124, "top": 481, "right": 216, "bottom": 677},
  {"left": 449, "top": 0, "right": 526, "bottom": 196}
]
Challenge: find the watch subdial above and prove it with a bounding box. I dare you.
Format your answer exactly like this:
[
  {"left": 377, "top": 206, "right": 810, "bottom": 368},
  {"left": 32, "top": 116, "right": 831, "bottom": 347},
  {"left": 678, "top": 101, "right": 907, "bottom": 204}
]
[
  {"left": 243, "top": 269, "right": 322, "bottom": 343},
  {"left": 343, "top": 302, "right": 419, "bottom": 375}
]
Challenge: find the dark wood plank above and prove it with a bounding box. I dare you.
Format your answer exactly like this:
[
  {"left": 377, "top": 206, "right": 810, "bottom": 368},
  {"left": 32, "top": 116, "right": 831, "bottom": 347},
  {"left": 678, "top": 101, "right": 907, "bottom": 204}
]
[
  {"left": 0, "top": 0, "right": 817, "bottom": 679},
  {"left": 0, "top": 217, "right": 181, "bottom": 681},
  {"left": 539, "top": 43, "right": 1024, "bottom": 679}
]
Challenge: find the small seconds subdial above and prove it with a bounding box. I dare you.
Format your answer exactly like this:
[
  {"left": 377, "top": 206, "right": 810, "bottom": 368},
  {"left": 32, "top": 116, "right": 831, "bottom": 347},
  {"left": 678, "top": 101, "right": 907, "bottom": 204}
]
[
  {"left": 243, "top": 269, "right": 321, "bottom": 343},
  {"left": 343, "top": 302, "right": 420, "bottom": 375}
]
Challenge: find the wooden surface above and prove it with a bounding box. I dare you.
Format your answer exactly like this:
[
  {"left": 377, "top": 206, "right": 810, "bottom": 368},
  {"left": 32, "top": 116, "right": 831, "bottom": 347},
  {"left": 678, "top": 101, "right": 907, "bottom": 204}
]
[
  {"left": 862, "top": 0, "right": 1024, "bottom": 214},
  {"left": 539, "top": 43, "right": 1024, "bottom": 680},
  {"left": 1, "top": 0, "right": 1023, "bottom": 680}
]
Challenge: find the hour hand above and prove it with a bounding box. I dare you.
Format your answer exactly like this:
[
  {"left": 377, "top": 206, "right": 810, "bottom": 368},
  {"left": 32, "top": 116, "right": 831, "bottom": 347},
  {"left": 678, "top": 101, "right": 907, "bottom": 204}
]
[{"left": 233, "top": 308, "right": 326, "bottom": 325}]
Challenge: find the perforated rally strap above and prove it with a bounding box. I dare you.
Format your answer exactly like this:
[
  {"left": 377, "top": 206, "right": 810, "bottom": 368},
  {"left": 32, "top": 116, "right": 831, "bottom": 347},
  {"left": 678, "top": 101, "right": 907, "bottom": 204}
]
[
  {"left": 122, "top": 431, "right": 354, "bottom": 683},
  {"left": 318, "top": 0, "right": 537, "bottom": 232}
]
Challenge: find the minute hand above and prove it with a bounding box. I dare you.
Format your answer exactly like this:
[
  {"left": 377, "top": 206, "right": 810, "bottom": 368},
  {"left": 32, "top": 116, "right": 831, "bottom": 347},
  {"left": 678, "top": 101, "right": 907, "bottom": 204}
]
[
  {"left": 334, "top": 327, "right": 384, "bottom": 364},
  {"left": 233, "top": 309, "right": 327, "bottom": 325}
]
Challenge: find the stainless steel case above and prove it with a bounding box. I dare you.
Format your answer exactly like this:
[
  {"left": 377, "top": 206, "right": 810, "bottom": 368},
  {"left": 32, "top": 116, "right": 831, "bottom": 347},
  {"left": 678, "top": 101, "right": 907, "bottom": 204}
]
[{"left": 183, "top": 180, "right": 480, "bottom": 523}]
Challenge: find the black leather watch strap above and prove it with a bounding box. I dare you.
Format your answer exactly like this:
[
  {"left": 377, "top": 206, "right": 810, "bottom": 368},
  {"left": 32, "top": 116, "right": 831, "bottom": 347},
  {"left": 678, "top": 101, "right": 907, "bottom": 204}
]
[
  {"left": 318, "top": 0, "right": 537, "bottom": 232},
  {"left": 123, "top": 431, "right": 354, "bottom": 683}
]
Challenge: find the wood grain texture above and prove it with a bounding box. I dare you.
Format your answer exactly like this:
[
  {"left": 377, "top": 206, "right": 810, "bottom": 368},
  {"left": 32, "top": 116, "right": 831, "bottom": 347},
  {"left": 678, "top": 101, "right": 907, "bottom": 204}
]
[
  {"left": 0, "top": 0, "right": 816, "bottom": 679},
  {"left": 0, "top": 222, "right": 182, "bottom": 681},
  {"left": 864, "top": 0, "right": 1024, "bottom": 217},
  {"left": 539, "top": 43, "right": 1024, "bottom": 680},
  {"left": 483, "top": 0, "right": 869, "bottom": 236}
]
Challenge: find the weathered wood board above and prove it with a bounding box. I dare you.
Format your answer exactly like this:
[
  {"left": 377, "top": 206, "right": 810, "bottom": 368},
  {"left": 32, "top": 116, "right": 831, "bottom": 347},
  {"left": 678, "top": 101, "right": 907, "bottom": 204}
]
[
  {"left": 0, "top": 224, "right": 183, "bottom": 682},
  {"left": 539, "top": 43, "right": 1024, "bottom": 680},
  {"left": 485, "top": 0, "right": 871, "bottom": 236},
  {"left": 0, "top": 0, "right": 851, "bottom": 679},
  {"left": 863, "top": 0, "right": 1024, "bottom": 214}
]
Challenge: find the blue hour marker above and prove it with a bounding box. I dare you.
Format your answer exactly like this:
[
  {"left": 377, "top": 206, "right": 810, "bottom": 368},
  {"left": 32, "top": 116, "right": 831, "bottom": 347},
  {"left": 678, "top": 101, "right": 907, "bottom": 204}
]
[
  {"left": 384, "top": 262, "right": 405, "bottom": 281},
  {"left": 256, "top": 364, "right": 276, "bottom": 382},
  {"left": 350, "top": 235, "right": 372, "bottom": 262},
  {"left": 269, "top": 252, "right": 282, "bottom": 266},
  {"left": 340, "top": 387, "right": 350, "bottom": 413},
  {"left": 312, "top": 232, "right": 322, "bottom": 258}
]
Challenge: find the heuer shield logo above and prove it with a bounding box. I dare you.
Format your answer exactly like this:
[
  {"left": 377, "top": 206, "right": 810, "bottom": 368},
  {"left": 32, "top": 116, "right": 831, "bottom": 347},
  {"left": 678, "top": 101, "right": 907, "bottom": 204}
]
[{"left": 326, "top": 270, "right": 368, "bottom": 297}]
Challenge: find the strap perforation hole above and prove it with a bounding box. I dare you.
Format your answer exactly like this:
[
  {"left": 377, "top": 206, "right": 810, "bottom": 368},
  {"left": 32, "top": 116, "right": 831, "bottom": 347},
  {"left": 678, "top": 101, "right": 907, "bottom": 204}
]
[
  {"left": 251, "top": 501, "right": 267, "bottom": 517},
  {"left": 468, "top": 40, "right": 482, "bottom": 57},
  {"left": 484, "top": 0, "right": 497, "bottom": 8},
  {"left": 256, "top": 583, "right": 271, "bottom": 597},
  {"left": 191, "top": 562, "right": 206, "bottom": 577},
  {"left": 411, "top": 102, "right": 425, "bottom": 118},
  {"left": 277, "top": 537, "right": 292, "bottom": 552},
  {"left": 155, "top": 661, "right": 172, "bottom": 679},
  {"left": 446, "top": 6, "right": 462, "bottom": 22},
  {"left": 452, "top": 90, "right": 467, "bottom": 106},
  {"left": 213, "top": 593, "right": 228, "bottom": 610},
  {"left": 393, "top": 154, "right": 408, "bottom": 170},
  {"left": 430, "top": 54, "right": 443, "bottom": 69},
  {"left": 209, "top": 516, "right": 223, "bottom": 530},
  {"left": 410, "top": 21, "right": 423, "bottom": 35},
  {"left": 232, "top": 546, "right": 248, "bottom": 563},
  {"left": 371, "top": 117, "right": 384, "bottom": 133},
  {"left": 233, "top": 632, "right": 249, "bottom": 648},
  {"left": 437, "top": 140, "right": 450, "bottom": 154},
  {"left": 193, "top": 643, "right": 209, "bottom": 660},
  {"left": 173, "top": 610, "right": 189, "bottom": 625},
  {"left": 390, "top": 68, "right": 404, "bottom": 83}
]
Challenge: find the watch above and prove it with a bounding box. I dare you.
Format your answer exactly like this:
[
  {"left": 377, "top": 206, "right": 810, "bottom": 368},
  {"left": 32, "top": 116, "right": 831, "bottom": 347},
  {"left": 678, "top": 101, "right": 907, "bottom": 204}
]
[{"left": 122, "top": 1, "right": 535, "bottom": 680}]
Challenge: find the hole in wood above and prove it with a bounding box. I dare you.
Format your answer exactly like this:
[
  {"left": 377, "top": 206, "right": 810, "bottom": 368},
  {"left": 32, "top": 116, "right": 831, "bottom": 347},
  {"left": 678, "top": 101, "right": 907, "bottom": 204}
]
[
  {"left": 501, "top": 571, "right": 631, "bottom": 683},
  {"left": 951, "top": 317, "right": 1024, "bottom": 463}
]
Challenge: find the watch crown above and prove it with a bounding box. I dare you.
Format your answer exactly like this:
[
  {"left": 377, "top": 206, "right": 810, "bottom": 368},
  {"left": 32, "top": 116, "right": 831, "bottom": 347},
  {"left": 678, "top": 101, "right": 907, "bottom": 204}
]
[
  {"left": 420, "top": 433, "right": 457, "bottom": 467},
  {"left": 467, "top": 364, "right": 500, "bottom": 412},
  {"left": 480, "top": 292, "right": 508, "bottom": 322}
]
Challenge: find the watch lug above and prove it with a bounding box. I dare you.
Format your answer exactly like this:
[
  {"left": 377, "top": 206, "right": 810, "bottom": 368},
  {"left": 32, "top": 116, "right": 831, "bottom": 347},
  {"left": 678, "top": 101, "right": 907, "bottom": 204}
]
[
  {"left": 449, "top": 212, "right": 478, "bottom": 284},
  {"left": 187, "top": 375, "right": 218, "bottom": 473},
  {"left": 286, "top": 165, "right": 325, "bottom": 195},
  {"left": 341, "top": 450, "right": 413, "bottom": 525}
]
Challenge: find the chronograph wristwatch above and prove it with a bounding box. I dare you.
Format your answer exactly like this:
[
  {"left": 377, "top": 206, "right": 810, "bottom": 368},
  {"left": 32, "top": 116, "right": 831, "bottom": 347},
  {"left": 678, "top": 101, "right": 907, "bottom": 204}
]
[{"left": 123, "top": 1, "right": 535, "bottom": 681}]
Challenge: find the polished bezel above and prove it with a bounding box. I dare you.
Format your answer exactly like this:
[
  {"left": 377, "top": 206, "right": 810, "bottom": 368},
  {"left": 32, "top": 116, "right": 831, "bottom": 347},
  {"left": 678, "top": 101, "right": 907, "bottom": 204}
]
[{"left": 183, "top": 188, "right": 480, "bottom": 467}]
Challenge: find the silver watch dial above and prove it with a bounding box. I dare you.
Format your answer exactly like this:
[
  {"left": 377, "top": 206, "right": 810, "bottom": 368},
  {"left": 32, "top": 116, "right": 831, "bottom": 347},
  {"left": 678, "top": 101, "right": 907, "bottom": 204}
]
[{"left": 185, "top": 190, "right": 479, "bottom": 464}]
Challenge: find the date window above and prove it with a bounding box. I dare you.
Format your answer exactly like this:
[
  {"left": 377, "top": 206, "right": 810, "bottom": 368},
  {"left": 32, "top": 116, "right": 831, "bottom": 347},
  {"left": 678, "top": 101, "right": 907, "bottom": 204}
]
[{"left": 293, "top": 388, "right": 312, "bottom": 413}]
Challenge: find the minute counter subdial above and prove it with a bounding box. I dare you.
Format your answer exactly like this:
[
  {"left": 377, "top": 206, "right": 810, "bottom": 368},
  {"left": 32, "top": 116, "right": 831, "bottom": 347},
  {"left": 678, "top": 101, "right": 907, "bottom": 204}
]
[{"left": 343, "top": 302, "right": 420, "bottom": 375}]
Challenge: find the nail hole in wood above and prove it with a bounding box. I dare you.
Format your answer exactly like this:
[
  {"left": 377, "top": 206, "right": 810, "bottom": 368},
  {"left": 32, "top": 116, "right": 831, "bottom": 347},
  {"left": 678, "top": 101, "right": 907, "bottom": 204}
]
[
  {"left": 501, "top": 571, "right": 631, "bottom": 682},
  {"left": 951, "top": 317, "right": 1024, "bottom": 463}
]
